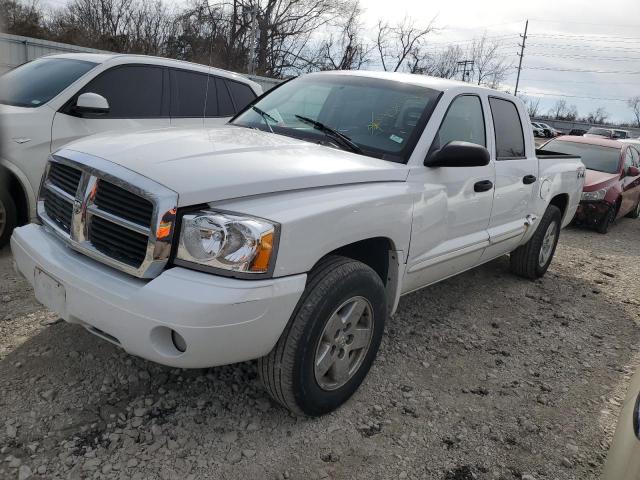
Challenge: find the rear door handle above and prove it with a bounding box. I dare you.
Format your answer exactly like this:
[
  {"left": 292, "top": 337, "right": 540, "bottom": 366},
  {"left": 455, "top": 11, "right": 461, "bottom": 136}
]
[
  {"left": 523, "top": 175, "right": 537, "bottom": 184},
  {"left": 474, "top": 180, "right": 493, "bottom": 192}
]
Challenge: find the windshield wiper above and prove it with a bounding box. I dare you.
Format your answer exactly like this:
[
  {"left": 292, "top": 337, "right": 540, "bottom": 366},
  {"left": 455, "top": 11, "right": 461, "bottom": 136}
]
[
  {"left": 294, "top": 114, "right": 362, "bottom": 154},
  {"left": 251, "top": 106, "right": 277, "bottom": 133}
]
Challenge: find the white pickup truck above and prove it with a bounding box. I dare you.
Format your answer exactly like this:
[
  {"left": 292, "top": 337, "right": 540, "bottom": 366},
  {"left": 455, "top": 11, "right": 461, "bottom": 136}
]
[{"left": 11, "top": 71, "right": 585, "bottom": 416}]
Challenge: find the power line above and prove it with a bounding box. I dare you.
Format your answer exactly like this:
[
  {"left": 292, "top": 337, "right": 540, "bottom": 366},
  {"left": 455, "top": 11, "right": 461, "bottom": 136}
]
[
  {"left": 527, "top": 53, "right": 640, "bottom": 62},
  {"left": 521, "top": 91, "right": 629, "bottom": 102},
  {"left": 522, "top": 66, "right": 640, "bottom": 74},
  {"left": 528, "top": 18, "right": 640, "bottom": 29}
]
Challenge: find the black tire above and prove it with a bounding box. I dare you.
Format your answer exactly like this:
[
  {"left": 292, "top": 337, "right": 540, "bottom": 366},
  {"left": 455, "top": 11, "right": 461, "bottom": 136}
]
[
  {"left": 510, "top": 205, "right": 561, "bottom": 279},
  {"left": 259, "top": 255, "right": 387, "bottom": 416},
  {"left": 625, "top": 200, "right": 640, "bottom": 219},
  {"left": 0, "top": 189, "right": 17, "bottom": 248},
  {"left": 597, "top": 205, "right": 616, "bottom": 234}
]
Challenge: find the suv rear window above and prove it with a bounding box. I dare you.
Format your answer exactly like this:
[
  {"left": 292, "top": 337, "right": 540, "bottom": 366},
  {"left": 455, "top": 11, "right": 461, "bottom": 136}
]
[
  {"left": 0, "top": 58, "right": 97, "bottom": 108},
  {"left": 489, "top": 97, "right": 525, "bottom": 159}
]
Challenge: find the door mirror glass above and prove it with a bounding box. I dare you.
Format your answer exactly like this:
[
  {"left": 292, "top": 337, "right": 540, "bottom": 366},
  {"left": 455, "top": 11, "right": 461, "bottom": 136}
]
[
  {"left": 75, "top": 92, "right": 109, "bottom": 115},
  {"left": 425, "top": 140, "right": 491, "bottom": 167}
]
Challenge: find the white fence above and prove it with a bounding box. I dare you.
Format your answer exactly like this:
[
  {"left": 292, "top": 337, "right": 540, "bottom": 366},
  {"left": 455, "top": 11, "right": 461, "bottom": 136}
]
[{"left": 0, "top": 32, "right": 281, "bottom": 92}]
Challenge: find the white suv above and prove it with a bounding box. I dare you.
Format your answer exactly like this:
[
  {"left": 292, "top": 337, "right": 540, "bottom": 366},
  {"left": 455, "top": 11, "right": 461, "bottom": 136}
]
[{"left": 0, "top": 53, "right": 262, "bottom": 246}]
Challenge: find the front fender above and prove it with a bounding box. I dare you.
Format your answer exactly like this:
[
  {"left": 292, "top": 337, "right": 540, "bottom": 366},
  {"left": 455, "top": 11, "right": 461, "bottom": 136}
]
[{"left": 212, "top": 182, "right": 414, "bottom": 278}]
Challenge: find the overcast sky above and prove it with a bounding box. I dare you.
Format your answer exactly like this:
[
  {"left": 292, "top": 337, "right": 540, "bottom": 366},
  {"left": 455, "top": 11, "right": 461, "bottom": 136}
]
[
  {"left": 358, "top": 0, "right": 640, "bottom": 123},
  {"left": 43, "top": 0, "right": 640, "bottom": 123}
]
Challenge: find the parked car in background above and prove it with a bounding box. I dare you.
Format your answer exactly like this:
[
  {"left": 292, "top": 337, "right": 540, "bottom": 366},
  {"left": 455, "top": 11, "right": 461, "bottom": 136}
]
[
  {"left": 603, "top": 367, "right": 640, "bottom": 480},
  {"left": 0, "top": 53, "right": 262, "bottom": 247},
  {"left": 585, "top": 127, "right": 632, "bottom": 140},
  {"left": 568, "top": 128, "right": 587, "bottom": 136},
  {"left": 539, "top": 136, "right": 640, "bottom": 233},
  {"left": 531, "top": 122, "right": 545, "bottom": 137},
  {"left": 535, "top": 122, "right": 559, "bottom": 138},
  {"left": 11, "top": 71, "right": 585, "bottom": 416}
]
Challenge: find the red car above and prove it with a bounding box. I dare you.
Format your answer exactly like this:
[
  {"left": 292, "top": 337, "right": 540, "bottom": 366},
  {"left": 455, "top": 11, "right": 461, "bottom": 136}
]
[{"left": 539, "top": 136, "right": 640, "bottom": 233}]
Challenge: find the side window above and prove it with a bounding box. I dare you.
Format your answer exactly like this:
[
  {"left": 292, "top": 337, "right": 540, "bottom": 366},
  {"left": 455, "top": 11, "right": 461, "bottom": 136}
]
[
  {"left": 216, "top": 78, "right": 235, "bottom": 117},
  {"left": 489, "top": 97, "right": 526, "bottom": 159},
  {"left": 226, "top": 80, "right": 256, "bottom": 112},
  {"left": 170, "top": 69, "right": 208, "bottom": 117},
  {"left": 79, "top": 65, "right": 163, "bottom": 118},
  {"left": 433, "top": 95, "right": 486, "bottom": 150}
]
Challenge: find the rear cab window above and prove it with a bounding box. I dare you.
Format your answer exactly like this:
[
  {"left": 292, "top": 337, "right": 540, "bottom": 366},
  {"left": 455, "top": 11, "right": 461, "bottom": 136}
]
[{"left": 489, "top": 97, "right": 525, "bottom": 159}]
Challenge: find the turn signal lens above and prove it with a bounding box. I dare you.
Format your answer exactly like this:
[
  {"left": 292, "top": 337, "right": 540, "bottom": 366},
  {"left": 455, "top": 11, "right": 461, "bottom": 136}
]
[{"left": 250, "top": 232, "right": 274, "bottom": 272}]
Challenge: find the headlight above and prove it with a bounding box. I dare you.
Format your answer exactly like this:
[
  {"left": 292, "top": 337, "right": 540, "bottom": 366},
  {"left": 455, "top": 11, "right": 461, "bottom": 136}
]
[
  {"left": 581, "top": 189, "right": 607, "bottom": 201},
  {"left": 176, "top": 210, "right": 278, "bottom": 275}
]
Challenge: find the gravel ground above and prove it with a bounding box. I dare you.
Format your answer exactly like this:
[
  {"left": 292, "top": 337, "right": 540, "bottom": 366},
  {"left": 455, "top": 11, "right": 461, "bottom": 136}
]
[{"left": 1, "top": 218, "right": 639, "bottom": 480}]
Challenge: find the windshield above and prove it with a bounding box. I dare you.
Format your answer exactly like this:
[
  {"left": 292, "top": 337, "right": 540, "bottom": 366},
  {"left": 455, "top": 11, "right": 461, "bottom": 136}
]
[
  {"left": 0, "top": 58, "right": 97, "bottom": 108},
  {"left": 231, "top": 74, "right": 441, "bottom": 162},
  {"left": 541, "top": 139, "right": 621, "bottom": 173}
]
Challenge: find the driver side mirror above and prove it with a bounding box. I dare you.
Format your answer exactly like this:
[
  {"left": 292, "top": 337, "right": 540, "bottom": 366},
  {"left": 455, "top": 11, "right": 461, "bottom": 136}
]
[
  {"left": 74, "top": 92, "right": 109, "bottom": 116},
  {"left": 627, "top": 165, "right": 640, "bottom": 177},
  {"left": 425, "top": 141, "right": 491, "bottom": 167}
]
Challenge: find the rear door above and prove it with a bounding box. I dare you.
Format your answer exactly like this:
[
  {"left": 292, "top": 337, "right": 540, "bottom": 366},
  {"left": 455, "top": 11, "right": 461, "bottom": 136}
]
[
  {"left": 169, "top": 68, "right": 209, "bottom": 127},
  {"left": 51, "top": 64, "right": 169, "bottom": 152},
  {"left": 204, "top": 77, "right": 258, "bottom": 128},
  {"left": 482, "top": 97, "right": 538, "bottom": 260}
]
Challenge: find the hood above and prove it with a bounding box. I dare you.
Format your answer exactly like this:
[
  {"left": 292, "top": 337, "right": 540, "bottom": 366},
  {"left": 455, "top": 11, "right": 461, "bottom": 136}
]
[
  {"left": 583, "top": 169, "right": 619, "bottom": 191},
  {"left": 63, "top": 126, "right": 410, "bottom": 206}
]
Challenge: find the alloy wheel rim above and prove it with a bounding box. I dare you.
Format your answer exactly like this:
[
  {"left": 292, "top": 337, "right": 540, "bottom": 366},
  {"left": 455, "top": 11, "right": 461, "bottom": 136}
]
[
  {"left": 314, "top": 296, "right": 374, "bottom": 391},
  {"left": 0, "top": 200, "right": 6, "bottom": 238},
  {"left": 538, "top": 221, "right": 557, "bottom": 267}
]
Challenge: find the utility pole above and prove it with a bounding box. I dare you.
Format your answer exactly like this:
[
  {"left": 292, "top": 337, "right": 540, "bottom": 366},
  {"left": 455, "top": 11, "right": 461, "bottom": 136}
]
[
  {"left": 246, "top": 6, "right": 258, "bottom": 75},
  {"left": 456, "top": 60, "right": 474, "bottom": 82},
  {"left": 514, "top": 19, "right": 528, "bottom": 97}
]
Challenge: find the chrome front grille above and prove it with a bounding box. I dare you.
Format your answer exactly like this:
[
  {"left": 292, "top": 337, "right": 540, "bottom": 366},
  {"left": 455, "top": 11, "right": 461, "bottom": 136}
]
[{"left": 37, "top": 151, "right": 179, "bottom": 278}]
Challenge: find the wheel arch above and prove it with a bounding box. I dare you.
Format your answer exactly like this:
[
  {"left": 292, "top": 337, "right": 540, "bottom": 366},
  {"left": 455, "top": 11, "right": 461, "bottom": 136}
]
[
  {"left": 549, "top": 193, "right": 569, "bottom": 222},
  {"left": 0, "top": 160, "right": 31, "bottom": 226},
  {"left": 312, "top": 236, "right": 403, "bottom": 316}
]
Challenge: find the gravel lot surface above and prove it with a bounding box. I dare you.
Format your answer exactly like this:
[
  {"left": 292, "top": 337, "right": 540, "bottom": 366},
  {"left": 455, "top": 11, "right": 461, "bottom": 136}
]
[{"left": 1, "top": 218, "right": 639, "bottom": 480}]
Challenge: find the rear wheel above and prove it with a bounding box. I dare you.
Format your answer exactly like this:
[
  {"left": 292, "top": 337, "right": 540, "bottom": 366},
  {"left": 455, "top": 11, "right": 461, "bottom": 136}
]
[
  {"left": 510, "top": 205, "right": 561, "bottom": 279},
  {"left": 0, "top": 189, "right": 17, "bottom": 248},
  {"left": 259, "top": 255, "right": 386, "bottom": 416}
]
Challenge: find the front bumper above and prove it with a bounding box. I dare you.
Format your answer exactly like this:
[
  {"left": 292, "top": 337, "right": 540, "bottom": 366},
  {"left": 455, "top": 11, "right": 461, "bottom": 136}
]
[
  {"left": 11, "top": 224, "right": 306, "bottom": 368},
  {"left": 573, "top": 200, "right": 612, "bottom": 227}
]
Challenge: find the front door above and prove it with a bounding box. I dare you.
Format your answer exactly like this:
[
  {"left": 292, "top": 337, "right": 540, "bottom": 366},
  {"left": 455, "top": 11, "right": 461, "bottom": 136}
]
[
  {"left": 51, "top": 64, "right": 170, "bottom": 153},
  {"left": 483, "top": 97, "right": 539, "bottom": 260},
  {"left": 403, "top": 94, "right": 495, "bottom": 293},
  {"left": 620, "top": 146, "right": 640, "bottom": 216}
]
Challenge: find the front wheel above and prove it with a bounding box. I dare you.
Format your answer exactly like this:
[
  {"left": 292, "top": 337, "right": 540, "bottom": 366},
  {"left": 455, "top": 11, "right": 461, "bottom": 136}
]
[
  {"left": 0, "top": 189, "right": 17, "bottom": 248},
  {"left": 259, "top": 255, "right": 386, "bottom": 416},
  {"left": 510, "top": 205, "right": 561, "bottom": 279},
  {"left": 597, "top": 205, "right": 616, "bottom": 234}
]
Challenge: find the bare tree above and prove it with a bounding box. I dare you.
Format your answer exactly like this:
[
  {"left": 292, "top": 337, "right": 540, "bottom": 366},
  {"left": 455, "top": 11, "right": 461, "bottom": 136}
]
[
  {"left": 312, "top": 0, "right": 369, "bottom": 71},
  {"left": 587, "top": 107, "right": 609, "bottom": 124},
  {"left": 411, "top": 45, "right": 463, "bottom": 78},
  {"left": 375, "top": 16, "right": 437, "bottom": 72},
  {"left": 565, "top": 104, "right": 578, "bottom": 121},
  {"left": 468, "top": 33, "right": 511, "bottom": 88},
  {"left": 549, "top": 99, "right": 568, "bottom": 120},
  {"left": 0, "top": 0, "right": 47, "bottom": 37},
  {"left": 524, "top": 97, "right": 541, "bottom": 118},
  {"left": 628, "top": 96, "right": 640, "bottom": 127}
]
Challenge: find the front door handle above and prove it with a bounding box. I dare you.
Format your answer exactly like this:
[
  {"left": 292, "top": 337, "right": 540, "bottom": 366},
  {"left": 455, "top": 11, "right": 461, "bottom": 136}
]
[
  {"left": 523, "top": 174, "right": 537, "bottom": 184},
  {"left": 474, "top": 180, "right": 494, "bottom": 192}
]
